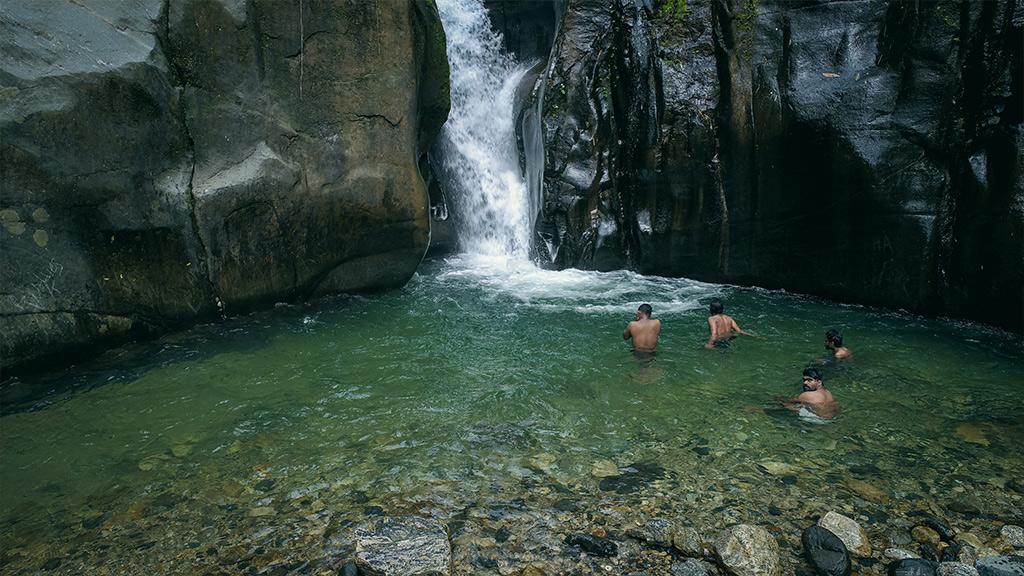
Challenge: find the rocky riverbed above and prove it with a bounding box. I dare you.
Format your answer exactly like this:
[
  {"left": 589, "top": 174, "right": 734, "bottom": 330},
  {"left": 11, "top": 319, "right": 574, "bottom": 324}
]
[{"left": 3, "top": 432, "right": 1022, "bottom": 576}]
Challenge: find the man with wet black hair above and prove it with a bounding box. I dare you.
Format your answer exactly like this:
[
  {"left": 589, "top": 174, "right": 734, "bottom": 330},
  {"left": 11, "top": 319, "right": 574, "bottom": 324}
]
[
  {"left": 704, "top": 298, "right": 755, "bottom": 349},
  {"left": 777, "top": 367, "right": 839, "bottom": 420},
  {"left": 825, "top": 328, "right": 853, "bottom": 360},
  {"left": 623, "top": 303, "right": 661, "bottom": 353}
]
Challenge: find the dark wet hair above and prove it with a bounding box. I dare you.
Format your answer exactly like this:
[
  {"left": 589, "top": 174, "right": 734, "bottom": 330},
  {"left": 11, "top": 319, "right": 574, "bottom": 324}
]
[
  {"left": 709, "top": 298, "right": 724, "bottom": 315},
  {"left": 803, "top": 367, "right": 823, "bottom": 381},
  {"left": 638, "top": 303, "right": 653, "bottom": 317},
  {"left": 825, "top": 329, "right": 843, "bottom": 347}
]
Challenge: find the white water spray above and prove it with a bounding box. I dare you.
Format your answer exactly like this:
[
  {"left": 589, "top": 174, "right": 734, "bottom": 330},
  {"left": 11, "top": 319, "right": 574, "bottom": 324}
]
[{"left": 435, "top": 0, "right": 534, "bottom": 262}]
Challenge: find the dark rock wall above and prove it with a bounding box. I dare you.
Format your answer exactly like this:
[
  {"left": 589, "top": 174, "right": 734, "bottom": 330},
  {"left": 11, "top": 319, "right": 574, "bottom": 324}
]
[
  {"left": 0, "top": 0, "right": 450, "bottom": 373},
  {"left": 483, "top": 0, "right": 562, "bottom": 65},
  {"left": 536, "top": 0, "right": 1023, "bottom": 331}
]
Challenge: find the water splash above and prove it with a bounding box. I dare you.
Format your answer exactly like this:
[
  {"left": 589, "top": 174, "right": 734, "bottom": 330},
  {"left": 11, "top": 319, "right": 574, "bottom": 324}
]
[{"left": 435, "top": 0, "right": 533, "bottom": 260}]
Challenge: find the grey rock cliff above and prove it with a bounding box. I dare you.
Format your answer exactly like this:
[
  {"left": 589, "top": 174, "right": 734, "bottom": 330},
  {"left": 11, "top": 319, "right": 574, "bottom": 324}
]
[{"left": 0, "top": 0, "right": 450, "bottom": 373}]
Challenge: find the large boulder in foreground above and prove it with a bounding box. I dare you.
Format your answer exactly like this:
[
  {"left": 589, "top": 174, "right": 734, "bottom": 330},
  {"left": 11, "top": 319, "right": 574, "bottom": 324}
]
[
  {"left": 354, "top": 516, "right": 451, "bottom": 576},
  {"left": 0, "top": 0, "right": 449, "bottom": 374}
]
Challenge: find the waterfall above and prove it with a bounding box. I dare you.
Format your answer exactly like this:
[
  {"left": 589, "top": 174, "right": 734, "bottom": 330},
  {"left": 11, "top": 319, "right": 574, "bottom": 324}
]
[{"left": 435, "top": 0, "right": 534, "bottom": 261}]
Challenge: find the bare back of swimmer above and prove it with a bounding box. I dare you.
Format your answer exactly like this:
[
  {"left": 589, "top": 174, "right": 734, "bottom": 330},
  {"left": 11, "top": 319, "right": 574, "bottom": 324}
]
[{"left": 624, "top": 303, "right": 661, "bottom": 352}]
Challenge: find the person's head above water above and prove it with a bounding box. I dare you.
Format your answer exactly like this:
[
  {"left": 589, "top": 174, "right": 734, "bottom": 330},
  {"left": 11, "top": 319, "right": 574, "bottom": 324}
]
[
  {"left": 637, "top": 303, "right": 653, "bottom": 319},
  {"left": 802, "top": 367, "right": 823, "bottom": 391},
  {"left": 825, "top": 329, "right": 843, "bottom": 348},
  {"left": 709, "top": 298, "right": 724, "bottom": 316}
]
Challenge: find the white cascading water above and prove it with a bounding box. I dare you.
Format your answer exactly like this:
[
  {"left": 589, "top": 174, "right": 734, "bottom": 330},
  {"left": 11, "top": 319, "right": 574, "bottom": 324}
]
[
  {"left": 435, "top": 0, "right": 533, "bottom": 262},
  {"left": 431, "top": 0, "right": 711, "bottom": 320}
]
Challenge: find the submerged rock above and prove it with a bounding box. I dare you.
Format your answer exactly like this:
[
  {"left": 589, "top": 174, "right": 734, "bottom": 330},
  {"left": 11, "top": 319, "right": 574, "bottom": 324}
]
[
  {"left": 757, "top": 461, "right": 797, "bottom": 476},
  {"left": 975, "top": 555, "right": 1024, "bottom": 576},
  {"left": 591, "top": 459, "right": 620, "bottom": 478},
  {"left": 802, "top": 525, "right": 851, "bottom": 576},
  {"left": 597, "top": 462, "right": 665, "bottom": 494},
  {"left": 955, "top": 424, "right": 990, "bottom": 446},
  {"left": 671, "top": 559, "right": 712, "bottom": 576},
  {"left": 672, "top": 526, "right": 706, "bottom": 557},
  {"left": 354, "top": 516, "right": 451, "bottom": 576},
  {"left": 913, "top": 526, "right": 943, "bottom": 547},
  {"left": 628, "top": 518, "right": 675, "bottom": 548},
  {"left": 818, "top": 511, "right": 871, "bottom": 557},
  {"left": 887, "top": 549, "right": 923, "bottom": 561},
  {"left": 171, "top": 443, "right": 192, "bottom": 458},
  {"left": 715, "top": 524, "right": 780, "bottom": 576},
  {"left": 958, "top": 534, "right": 986, "bottom": 550},
  {"left": 936, "top": 562, "right": 979, "bottom": 576},
  {"left": 845, "top": 479, "right": 889, "bottom": 504},
  {"left": 888, "top": 559, "right": 939, "bottom": 576},
  {"left": 564, "top": 533, "right": 618, "bottom": 557}
]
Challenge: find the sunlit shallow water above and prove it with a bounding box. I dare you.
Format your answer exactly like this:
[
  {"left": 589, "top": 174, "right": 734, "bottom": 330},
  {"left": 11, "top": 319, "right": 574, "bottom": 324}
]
[{"left": 2, "top": 256, "right": 1022, "bottom": 574}]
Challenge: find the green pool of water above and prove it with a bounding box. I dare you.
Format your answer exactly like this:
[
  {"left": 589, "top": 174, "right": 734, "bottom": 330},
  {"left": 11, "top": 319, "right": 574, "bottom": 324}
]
[{"left": 2, "top": 255, "right": 1022, "bottom": 573}]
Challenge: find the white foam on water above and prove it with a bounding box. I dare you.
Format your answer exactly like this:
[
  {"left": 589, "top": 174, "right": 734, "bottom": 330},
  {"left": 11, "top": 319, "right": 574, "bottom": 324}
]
[{"left": 437, "top": 254, "right": 719, "bottom": 315}]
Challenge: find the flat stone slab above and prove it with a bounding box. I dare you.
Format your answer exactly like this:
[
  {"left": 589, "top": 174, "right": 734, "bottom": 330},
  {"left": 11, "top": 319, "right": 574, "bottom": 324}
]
[{"left": 355, "top": 516, "right": 451, "bottom": 576}]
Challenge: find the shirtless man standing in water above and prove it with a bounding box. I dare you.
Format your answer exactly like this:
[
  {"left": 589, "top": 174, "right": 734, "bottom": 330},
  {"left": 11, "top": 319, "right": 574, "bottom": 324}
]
[
  {"left": 704, "top": 298, "right": 755, "bottom": 349},
  {"left": 623, "top": 304, "right": 661, "bottom": 353},
  {"left": 777, "top": 367, "right": 840, "bottom": 419}
]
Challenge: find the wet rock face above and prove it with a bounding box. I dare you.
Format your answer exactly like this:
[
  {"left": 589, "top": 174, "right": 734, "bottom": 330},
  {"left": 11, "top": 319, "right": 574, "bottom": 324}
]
[
  {"left": 482, "top": 0, "right": 561, "bottom": 64},
  {"left": 537, "top": 0, "right": 1023, "bottom": 331},
  {"left": 0, "top": 0, "right": 450, "bottom": 373}
]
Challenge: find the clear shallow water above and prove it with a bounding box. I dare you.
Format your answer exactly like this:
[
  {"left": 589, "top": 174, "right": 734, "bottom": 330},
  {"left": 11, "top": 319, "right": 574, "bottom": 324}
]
[{"left": 2, "top": 255, "right": 1023, "bottom": 574}]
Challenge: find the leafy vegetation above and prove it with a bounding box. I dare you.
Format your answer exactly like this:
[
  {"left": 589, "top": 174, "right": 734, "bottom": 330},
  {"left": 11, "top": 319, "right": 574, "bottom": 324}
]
[{"left": 660, "top": 0, "right": 689, "bottom": 23}]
